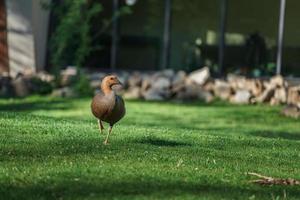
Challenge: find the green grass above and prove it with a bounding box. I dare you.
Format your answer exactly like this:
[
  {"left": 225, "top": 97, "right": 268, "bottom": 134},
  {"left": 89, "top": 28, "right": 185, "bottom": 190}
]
[{"left": 0, "top": 96, "right": 300, "bottom": 200}]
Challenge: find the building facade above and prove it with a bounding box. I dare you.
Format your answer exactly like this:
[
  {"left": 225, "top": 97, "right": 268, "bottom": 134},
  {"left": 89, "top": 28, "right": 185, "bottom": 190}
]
[
  {"left": 0, "top": 0, "right": 50, "bottom": 76},
  {"left": 0, "top": 0, "right": 299, "bottom": 76}
]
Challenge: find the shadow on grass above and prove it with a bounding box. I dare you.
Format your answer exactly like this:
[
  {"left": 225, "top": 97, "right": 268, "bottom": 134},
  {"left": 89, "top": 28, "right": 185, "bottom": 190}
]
[
  {"left": 138, "top": 138, "right": 191, "bottom": 147},
  {"left": 0, "top": 98, "right": 72, "bottom": 112},
  {"left": 1, "top": 178, "right": 299, "bottom": 200},
  {"left": 249, "top": 131, "right": 300, "bottom": 141},
  {"left": 0, "top": 98, "right": 223, "bottom": 113},
  {"left": 0, "top": 136, "right": 191, "bottom": 159}
]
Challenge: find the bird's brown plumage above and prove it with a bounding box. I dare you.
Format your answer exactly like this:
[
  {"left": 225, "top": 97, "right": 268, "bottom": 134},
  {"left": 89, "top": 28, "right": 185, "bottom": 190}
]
[
  {"left": 91, "top": 93, "right": 125, "bottom": 125},
  {"left": 91, "top": 75, "right": 126, "bottom": 144}
]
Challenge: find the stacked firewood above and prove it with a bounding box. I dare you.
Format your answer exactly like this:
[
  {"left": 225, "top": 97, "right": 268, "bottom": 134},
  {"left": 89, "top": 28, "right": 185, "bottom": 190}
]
[{"left": 121, "top": 67, "right": 300, "bottom": 118}]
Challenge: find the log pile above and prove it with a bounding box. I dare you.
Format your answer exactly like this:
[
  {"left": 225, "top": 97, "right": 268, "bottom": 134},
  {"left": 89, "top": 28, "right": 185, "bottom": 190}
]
[
  {"left": 119, "top": 67, "right": 300, "bottom": 118},
  {"left": 1, "top": 66, "right": 300, "bottom": 118}
]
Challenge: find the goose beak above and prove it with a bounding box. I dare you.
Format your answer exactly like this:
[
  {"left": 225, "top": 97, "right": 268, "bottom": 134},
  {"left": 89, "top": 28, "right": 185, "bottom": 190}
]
[
  {"left": 112, "top": 79, "right": 123, "bottom": 88},
  {"left": 116, "top": 79, "right": 123, "bottom": 86}
]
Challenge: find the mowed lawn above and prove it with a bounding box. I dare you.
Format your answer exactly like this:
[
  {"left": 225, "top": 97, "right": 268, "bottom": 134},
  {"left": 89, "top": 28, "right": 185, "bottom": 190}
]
[{"left": 0, "top": 96, "right": 300, "bottom": 200}]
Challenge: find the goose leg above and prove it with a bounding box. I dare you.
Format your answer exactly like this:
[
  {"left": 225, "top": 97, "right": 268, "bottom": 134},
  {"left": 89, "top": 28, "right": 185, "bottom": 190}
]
[
  {"left": 103, "top": 125, "right": 113, "bottom": 145},
  {"left": 98, "top": 119, "right": 104, "bottom": 133}
]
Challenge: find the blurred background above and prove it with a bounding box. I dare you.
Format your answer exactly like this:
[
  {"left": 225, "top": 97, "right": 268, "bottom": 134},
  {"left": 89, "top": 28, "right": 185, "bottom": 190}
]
[
  {"left": 0, "top": 0, "right": 300, "bottom": 111},
  {"left": 0, "top": 0, "right": 299, "bottom": 77}
]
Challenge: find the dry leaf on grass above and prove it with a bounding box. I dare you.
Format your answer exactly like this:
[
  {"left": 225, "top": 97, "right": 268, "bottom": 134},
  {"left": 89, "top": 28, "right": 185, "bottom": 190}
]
[{"left": 247, "top": 172, "right": 300, "bottom": 186}]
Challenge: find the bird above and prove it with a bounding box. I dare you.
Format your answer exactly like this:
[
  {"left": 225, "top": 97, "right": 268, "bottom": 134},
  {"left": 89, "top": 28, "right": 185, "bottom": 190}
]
[{"left": 91, "top": 75, "right": 126, "bottom": 145}]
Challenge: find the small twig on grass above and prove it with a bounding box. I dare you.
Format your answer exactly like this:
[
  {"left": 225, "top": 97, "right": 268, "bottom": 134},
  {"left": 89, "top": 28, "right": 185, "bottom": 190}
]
[{"left": 247, "top": 172, "right": 300, "bottom": 186}]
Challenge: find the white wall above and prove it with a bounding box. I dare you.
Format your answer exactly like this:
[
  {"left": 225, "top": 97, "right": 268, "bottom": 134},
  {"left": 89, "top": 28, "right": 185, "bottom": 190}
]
[{"left": 6, "top": 0, "right": 50, "bottom": 76}]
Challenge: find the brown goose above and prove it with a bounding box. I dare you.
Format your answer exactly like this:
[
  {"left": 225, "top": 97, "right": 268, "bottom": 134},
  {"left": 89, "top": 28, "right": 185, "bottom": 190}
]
[{"left": 91, "top": 75, "right": 126, "bottom": 144}]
